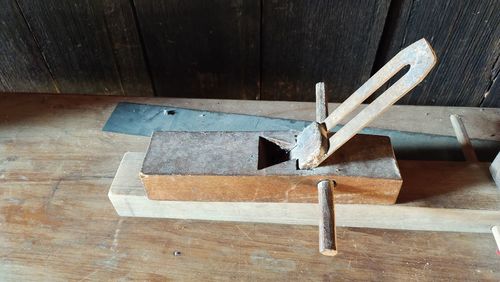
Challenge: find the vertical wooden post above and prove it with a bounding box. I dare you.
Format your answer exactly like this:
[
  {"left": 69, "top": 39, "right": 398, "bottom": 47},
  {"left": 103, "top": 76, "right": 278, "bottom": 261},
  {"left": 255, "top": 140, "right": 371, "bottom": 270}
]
[
  {"left": 315, "top": 82, "right": 328, "bottom": 123},
  {"left": 450, "top": 114, "right": 478, "bottom": 162},
  {"left": 490, "top": 152, "right": 500, "bottom": 189},
  {"left": 492, "top": 226, "right": 500, "bottom": 255},
  {"left": 317, "top": 179, "right": 337, "bottom": 256}
]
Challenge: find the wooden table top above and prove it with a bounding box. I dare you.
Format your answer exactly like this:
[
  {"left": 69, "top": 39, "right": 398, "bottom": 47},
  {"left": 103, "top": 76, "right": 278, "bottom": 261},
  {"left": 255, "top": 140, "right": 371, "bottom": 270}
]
[{"left": 1, "top": 93, "right": 499, "bottom": 280}]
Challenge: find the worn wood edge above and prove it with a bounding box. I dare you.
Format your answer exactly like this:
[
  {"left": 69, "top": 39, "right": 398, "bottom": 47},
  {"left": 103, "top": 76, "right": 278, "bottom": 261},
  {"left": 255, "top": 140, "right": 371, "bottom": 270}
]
[
  {"left": 140, "top": 173, "right": 402, "bottom": 204},
  {"left": 109, "top": 152, "right": 500, "bottom": 233}
]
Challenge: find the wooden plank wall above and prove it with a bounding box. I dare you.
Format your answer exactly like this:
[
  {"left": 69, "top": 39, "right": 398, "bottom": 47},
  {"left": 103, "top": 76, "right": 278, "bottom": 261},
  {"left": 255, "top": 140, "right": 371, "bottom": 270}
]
[
  {"left": 133, "top": 0, "right": 260, "bottom": 99},
  {"left": 15, "top": 0, "right": 153, "bottom": 96},
  {"left": 260, "top": 0, "right": 391, "bottom": 102},
  {"left": 0, "top": 0, "right": 498, "bottom": 106},
  {"left": 0, "top": 0, "right": 57, "bottom": 93},
  {"left": 373, "top": 0, "right": 500, "bottom": 107}
]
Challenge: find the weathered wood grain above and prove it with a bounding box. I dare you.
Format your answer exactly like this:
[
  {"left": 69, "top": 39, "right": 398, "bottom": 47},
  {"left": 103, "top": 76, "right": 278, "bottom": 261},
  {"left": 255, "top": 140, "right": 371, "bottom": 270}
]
[
  {"left": 261, "top": 0, "right": 391, "bottom": 102},
  {"left": 17, "top": 0, "right": 152, "bottom": 96},
  {"left": 375, "top": 0, "right": 500, "bottom": 106},
  {"left": 1, "top": 93, "right": 499, "bottom": 280},
  {"left": 0, "top": 0, "right": 57, "bottom": 93},
  {"left": 133, "top": 0, "right": 260, "bottom": 99},
  {"left": 1, "top": 0, "right": 499, "bottom": 106},
  {"left": 315, "top": 82, "right": 328, "bottom": 122},
  {"left": 481, "top": 52, "right": 500, "bottom": 107},
  {"left": 111, "top": 152, "right": 500, "bottom": 234},
  {"left": 141, "top": 131, "right": 402, "bottom": 204},
  {"left": 102, "top": 0, "right": 154, "bottom": 96}
]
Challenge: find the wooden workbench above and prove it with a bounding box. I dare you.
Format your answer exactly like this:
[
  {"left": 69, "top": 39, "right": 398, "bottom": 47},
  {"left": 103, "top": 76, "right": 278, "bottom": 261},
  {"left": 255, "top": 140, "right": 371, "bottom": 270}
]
[{"left": 1, "top": 93, "right": 499, "bottom": 280}]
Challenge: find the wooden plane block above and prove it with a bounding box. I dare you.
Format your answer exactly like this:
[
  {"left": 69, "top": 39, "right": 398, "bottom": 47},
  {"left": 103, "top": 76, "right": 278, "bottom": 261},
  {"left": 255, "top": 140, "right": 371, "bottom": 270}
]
[
  {"left": 140, "top": 131, "right": 402, "bottom": 204},
  {"left": 110, "top": 152, "right": 500, "bottom": 233}
]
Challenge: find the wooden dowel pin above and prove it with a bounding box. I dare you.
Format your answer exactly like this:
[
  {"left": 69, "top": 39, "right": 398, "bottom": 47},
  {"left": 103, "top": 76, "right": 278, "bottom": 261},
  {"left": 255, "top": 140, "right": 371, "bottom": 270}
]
[
  {"left": 492, "top": 226, "right": 500, "bottom": 256},
  {"left": 315, "top": 82, "right": 328, "bottom": 122},
  {"left": 450, "top": 114, "right": 478, "bottom": 162},
  {"left": 317, "top": 179, "right": 337, "bottom": 256},
  {"left": 490, "top": 152, "right": 500, "bottom": 188},
  {"left": 315, "top": 84, "right": 337, "bottom": 256}
]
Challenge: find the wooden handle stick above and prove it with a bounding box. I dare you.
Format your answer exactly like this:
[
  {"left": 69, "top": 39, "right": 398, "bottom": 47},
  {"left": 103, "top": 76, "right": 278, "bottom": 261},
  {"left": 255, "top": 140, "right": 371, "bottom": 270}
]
[
  {"left": 315, "top": 82, "right": 328, "bottom": 122},
  {"left": 492, "top": 226, "right": 500, "bottom": 255},
  {"left": 450, "top": 114, "right": 478, "bottom": 162},
  {"left": 317, "top": 179, "right": 337, "bottom": 256},
  {"left": 490, "top": 152, "right": 500, "bottom": 188}
]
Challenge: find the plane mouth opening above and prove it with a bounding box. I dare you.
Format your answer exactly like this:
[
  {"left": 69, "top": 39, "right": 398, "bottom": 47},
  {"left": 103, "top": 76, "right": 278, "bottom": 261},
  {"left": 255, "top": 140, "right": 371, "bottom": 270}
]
[{"left": 257, "top": 136, "right": 291, "bottom": 170}]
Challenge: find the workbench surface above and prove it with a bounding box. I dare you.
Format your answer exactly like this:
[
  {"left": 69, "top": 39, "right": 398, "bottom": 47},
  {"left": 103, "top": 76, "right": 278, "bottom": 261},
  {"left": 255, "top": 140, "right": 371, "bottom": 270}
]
[{"left": 1, "top": 93, "right": 499, "bottom": 280}]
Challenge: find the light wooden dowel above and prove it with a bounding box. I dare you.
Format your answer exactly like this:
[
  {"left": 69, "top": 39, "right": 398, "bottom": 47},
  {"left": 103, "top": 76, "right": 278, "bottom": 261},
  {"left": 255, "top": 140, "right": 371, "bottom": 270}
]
[
  {"left": 492, "top": 226, "right": 500, "bottom": 255},
  {"left": 317, "top": 180, "right": 337, "bottom": 256},
  {"left": 491, "top": 152, "right": 500, "bottom": 188},
  {"left": 450, "top": 114, "right": 478, "bottom": 162},
  {"left": 315, "top": 82, "right": 328, "bottom": 123}
]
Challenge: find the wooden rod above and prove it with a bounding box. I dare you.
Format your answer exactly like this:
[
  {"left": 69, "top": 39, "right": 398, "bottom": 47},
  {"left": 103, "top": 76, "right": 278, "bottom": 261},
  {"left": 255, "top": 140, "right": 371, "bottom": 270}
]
[
  {"left": 492, "top": 226, "right": 500, "bottom": 255},
  {"left": 450, "top": 114, "right": 478, "bottom": 162},
  {"left": 489, "top": 152, "right": 499, "bottom": 188},
  {"left": 317, "top": 179, "right": 337, "bottom": 256},
  {"left": 315, "top": 82, "right": 328, "bottom": 123}
]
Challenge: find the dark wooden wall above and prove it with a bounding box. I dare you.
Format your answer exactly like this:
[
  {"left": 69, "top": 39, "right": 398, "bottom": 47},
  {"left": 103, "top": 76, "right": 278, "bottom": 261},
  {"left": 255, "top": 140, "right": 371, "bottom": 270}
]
[{"left": 0, "top": 0, "right": 498, "bottom": 107}]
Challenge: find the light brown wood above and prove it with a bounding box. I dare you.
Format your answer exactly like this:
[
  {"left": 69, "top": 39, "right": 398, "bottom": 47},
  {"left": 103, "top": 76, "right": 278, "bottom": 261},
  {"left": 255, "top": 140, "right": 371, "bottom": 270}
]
[
  {"left": 317, "top": 180, "right": 337, "bottom": 256},
  {"left": 1, "top": 93, "right": 499, "bottom": 280},
  {"left": 111, "top": 152, "right": 500, "bottom": 233},
  {"left": 450, "top": 114, "right": 478, "bottom": 162},
  {"left": 397, "top": 161, "right": 499, "bottom": 210},
  {"left": 141, "top": 132, "right": 402, "bottom": 204}
]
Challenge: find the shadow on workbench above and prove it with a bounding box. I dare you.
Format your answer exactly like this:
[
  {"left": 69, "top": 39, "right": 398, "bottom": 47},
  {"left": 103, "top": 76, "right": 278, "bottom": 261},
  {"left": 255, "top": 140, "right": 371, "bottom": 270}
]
[{"left": 396, "top": 161, "right": 495, "bottom": 209}]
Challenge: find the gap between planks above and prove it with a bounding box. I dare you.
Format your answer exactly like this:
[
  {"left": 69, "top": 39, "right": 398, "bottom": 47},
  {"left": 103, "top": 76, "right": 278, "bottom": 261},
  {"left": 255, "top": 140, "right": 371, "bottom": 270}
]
[{"left": 108, "top": 152, "right": 500, "bottom": 234}]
